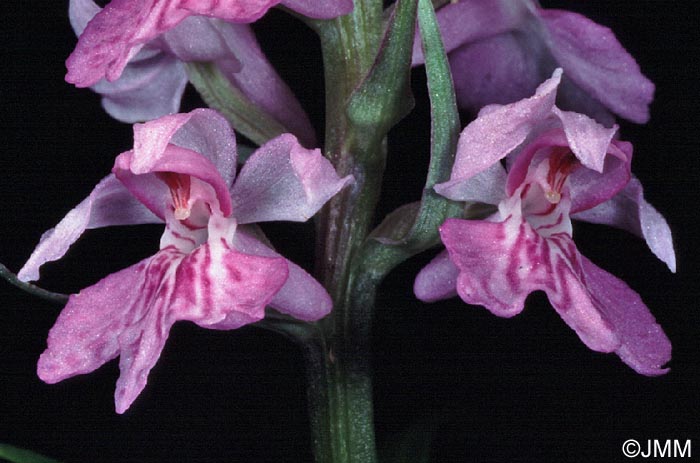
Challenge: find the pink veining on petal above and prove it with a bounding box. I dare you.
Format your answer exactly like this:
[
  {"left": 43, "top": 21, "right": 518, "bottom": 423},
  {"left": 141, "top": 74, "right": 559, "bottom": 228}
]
[{"left": 38, "top": 214, "right": 291, "bottom": 414}]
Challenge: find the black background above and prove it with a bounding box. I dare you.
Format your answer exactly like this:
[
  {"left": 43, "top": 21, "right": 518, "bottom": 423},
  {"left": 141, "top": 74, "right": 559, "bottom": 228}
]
[{"left": 1, "top": 1, "right": 699, "bottom": 462}]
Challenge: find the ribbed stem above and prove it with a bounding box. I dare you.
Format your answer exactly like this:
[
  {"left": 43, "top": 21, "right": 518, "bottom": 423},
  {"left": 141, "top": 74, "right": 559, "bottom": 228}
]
[{"left": 304, "top": 1, "right": 385, "bottom": 462}]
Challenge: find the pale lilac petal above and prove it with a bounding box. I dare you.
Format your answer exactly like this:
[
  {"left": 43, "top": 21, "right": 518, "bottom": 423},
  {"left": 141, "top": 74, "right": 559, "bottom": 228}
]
[
  {"left": 556, "top": 74, "right": 616, "bottom": 128},
  {"left": 231, "top": 134, "right": 353, "bottom": 224},
  {"left": 551, "top": 107, "right": 618, "bottom": 172},
  {"left": 573, "top": 177, "right": 676, "bottom": 272},
  {"left": 66, "top": 0, "right": 190, "bottom": 87},
  {"left": 158, "top": 16, "right": 241, "bottom": 65},
  {"left": 448, "top": 31, "right": 552, "bottom": 114},
  {"left": 578, "top": 254, "right": 671, "bottom": 375},
  {"left": 132, "top": 109, "right": 238, "bottom": 188},
  {"left": 232, "top": 229, "right": 332, "bottom": 321},
  {"left": 18, "top": 175, "right": 160, "bottom": 282},
  {"left": 93, "top": 54, "right": 187, "bottom": 123},
  {"left": 68, "top": 0, "right": 101, "bottom": 36},
  {"left": 280, "top": 0, "right": 354, "bottom": 19},
  {"left": 434, "top": 162, "right": 506, "bottom": 204},
  {"left": 414, "top": 250, "right": 459, "bottom": 302},
  {"left": 539, "top": 9, "right": 655, "bottom": 124},
  {"left": 436, "top": 69, "right": 561, "bottom": 194},
  {"left": 412, "top": 0, "right": 528, "bottom": 65},
  {"left": 215, "top": 24, "right": 316, "bottom": 147},
  {"left": 179, "top": 0, "right": 280, "bottom": 22}
]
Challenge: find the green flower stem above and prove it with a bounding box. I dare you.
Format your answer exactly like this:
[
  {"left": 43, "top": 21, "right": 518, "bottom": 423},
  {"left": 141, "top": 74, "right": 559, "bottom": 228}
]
[
  {"left": 312, "top": 0, "right": 384, "bottom": 300},
  {"left": 301, "top": 278, "right": 379, "bottom": 463},
  {"left": 305, "top": 1, "right": 385, "bottom": 462}
]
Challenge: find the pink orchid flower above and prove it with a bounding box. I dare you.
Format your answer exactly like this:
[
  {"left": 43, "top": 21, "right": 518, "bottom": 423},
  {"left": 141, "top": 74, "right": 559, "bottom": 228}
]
[
  {"left": 66, "top": 0, "right": 354, "bottom": 145},
  {"left": 415, "top": 70, "right": 675, "bottom": 376},
  {"left": 412, "top": 0, "right": 654, "bottom": 125},
  {"left": 19, "top": 109, "right": 352, "bottom": 413}
]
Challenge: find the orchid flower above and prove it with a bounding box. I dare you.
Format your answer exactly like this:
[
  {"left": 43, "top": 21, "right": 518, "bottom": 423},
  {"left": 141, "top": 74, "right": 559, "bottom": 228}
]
[
  {"left": 18, "top": 108, "right": 352, "bottom": 413},
  {"left": 412, "top": 0, "right": 654, "bottom": 125},
  {"left": 414, "top": 70, "right": 674, "bottom": 375},
  {"left": 66, "top": 0, "right": 354, "bottom": 145}
]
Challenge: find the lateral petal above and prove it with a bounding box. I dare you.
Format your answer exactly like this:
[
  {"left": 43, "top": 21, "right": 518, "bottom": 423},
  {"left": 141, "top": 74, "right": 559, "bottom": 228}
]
[
  {"left": 131, "top": 109, "right": 238, "bottom": 188},
  {"left": 231, "top": 134, "right": 352, "bottom": 224},
  {"left": 93, "top": 54, "right": 187, "bottom": 123},
  {"left": 573, "top": 177, "right": 676, "bottom": 272},
  {"left": 539, "top": 9, "right": 654, "bottom": 123},
  {"left": 215, "top": 23, "right": 316, "bottom": 147},
  {"left": 18, "top": 175, "right": 160, "bottom": 282},
  {"left": 551, "top": 107, "right": 617, "bottom": 173}
]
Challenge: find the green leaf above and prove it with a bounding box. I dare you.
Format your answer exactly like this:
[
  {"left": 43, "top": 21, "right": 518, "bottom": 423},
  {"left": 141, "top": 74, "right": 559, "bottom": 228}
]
[
  {"left": 346, "top": 0, "right": 418, "bottom": 151},
  {"left": 351, "top": 0, "right": 464, "bottom": 284},
  {"left": 406, "top": 0, "right": 463, "bottom": 244},
  {"left": 186, "top": 62, "right": 288, "bottom": 146},
  {"left": 0, "top": 264, "right": 68, "bottom": 304},
  {"left": 0, "top": 444, "right": 62, "bottom": 463}
]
